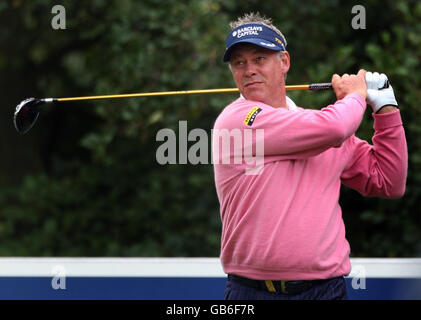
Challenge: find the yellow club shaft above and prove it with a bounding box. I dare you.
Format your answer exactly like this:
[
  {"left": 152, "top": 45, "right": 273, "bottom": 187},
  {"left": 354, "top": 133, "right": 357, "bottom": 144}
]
[{"left": 56, "top": 85, "right": 312, "bottom": 102}]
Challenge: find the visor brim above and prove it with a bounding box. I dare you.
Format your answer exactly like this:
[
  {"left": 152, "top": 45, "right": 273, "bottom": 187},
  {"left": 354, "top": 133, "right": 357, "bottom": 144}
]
[{"left": 223, "top": 38, "right": 284, "bottom": 62}]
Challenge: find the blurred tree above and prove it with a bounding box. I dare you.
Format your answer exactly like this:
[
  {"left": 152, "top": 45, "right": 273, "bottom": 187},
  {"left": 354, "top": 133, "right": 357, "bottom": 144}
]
[{"left": 0, "top": 0, "right": 419, "bottom": 257}]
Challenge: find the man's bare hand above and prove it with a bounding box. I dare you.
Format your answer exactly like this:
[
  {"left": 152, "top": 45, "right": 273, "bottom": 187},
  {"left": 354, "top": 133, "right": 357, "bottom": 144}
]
[{"left": 332, "top": 69, "right": 367, "bottom": 100}]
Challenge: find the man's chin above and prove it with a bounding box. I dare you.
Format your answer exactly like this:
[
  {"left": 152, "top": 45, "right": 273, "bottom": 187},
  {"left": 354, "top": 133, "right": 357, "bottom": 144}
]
[{"left": 241, "top": 93, "right": 265, "bottom": 103}]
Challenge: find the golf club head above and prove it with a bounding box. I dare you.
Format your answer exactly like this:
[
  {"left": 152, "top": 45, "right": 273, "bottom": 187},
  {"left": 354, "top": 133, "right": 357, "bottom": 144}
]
[{"left": 14, "top": 98, "right": 45, "bottom": 134}]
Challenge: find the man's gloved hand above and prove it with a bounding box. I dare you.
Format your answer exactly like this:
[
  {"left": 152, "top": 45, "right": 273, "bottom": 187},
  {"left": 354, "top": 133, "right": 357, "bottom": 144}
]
[{"left": 365, "top": 72, "right": 398, "bottom": 113}]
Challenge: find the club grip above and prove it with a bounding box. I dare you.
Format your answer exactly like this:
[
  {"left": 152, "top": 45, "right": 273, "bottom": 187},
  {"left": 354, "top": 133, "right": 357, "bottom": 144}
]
[{"left": 309, "top": 83, "right": 333, "bottom": 91}]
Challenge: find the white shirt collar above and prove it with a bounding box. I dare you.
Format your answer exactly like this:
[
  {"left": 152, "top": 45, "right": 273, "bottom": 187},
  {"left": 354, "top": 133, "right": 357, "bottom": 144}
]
[{"left": 286, "top": 96, "right": 298, "bottom": 112}]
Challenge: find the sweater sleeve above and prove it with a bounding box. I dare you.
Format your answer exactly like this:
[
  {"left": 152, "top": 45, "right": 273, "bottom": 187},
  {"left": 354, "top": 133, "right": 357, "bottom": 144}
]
[
  {"left": 340, "top": 110, "right": 408, "bottom": 198},
  {"left": 214, "top": 93, "right": 367, "bottom": 160}
]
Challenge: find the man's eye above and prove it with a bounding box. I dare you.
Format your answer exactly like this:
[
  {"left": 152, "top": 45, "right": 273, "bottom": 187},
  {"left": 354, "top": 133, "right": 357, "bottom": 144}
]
[{"left": 256, "top": 56, "right": 265, "bottom": 62}]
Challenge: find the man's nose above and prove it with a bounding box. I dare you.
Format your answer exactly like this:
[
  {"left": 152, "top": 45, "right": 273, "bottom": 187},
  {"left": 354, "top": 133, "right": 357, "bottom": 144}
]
[{"left": 244, "top": 62, "right": 257, "bottom": 77}]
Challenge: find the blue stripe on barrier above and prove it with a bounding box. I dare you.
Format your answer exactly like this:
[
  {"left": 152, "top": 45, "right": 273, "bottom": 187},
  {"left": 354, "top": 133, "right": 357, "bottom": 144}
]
[
  {"left": 1, "top": 277, "right": 420, "bottom": 300},
  {"left": 0, "top": 277, "right": 226, "bottom": 300},
  {"left": 346, "top": 278, "right": 421, "bottom": 300}
]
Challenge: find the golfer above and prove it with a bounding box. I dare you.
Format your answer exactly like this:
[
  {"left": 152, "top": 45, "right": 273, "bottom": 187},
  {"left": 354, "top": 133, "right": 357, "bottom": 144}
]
[{"left": 212, "top": 13, "right": 408, "bottom": 300}]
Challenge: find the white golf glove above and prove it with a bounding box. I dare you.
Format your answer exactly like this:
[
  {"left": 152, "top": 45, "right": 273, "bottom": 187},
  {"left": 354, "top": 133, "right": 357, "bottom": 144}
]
[{"left": 365, "top": 72, "right": 398, "bottom": 113}]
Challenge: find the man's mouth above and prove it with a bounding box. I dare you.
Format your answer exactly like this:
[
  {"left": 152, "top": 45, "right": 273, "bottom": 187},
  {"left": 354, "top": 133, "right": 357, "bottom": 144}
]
[{"left": 244, "top": 81, "right": 263, "bottom": 88}]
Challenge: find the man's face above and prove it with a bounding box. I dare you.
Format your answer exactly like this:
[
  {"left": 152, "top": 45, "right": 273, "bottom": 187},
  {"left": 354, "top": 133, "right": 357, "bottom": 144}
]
[{"left": 229, "top": 43, "right": 290, "bottom": 108}]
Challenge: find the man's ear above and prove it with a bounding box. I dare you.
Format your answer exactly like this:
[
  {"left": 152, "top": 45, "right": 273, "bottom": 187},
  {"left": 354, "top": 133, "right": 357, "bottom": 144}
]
[{"left": 280, "top": 51, "right": 290, "bottom": 75}]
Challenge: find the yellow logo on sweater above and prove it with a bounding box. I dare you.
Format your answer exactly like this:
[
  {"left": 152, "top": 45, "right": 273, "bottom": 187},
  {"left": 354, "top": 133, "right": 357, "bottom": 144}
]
[{"left": 244, "top": 106, "right": 262, "bottom": 126}]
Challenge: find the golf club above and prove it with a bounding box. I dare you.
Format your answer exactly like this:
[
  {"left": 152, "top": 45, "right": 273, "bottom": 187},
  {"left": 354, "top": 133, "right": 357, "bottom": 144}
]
[{"left": 14, "top": 83, "right": 334, "bottom": 134}]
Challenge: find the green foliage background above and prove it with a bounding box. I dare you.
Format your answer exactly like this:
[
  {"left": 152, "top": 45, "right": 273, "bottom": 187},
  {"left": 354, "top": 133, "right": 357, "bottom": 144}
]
[{"left": 0, "top": 0, "right": 420, "bottom": 257}]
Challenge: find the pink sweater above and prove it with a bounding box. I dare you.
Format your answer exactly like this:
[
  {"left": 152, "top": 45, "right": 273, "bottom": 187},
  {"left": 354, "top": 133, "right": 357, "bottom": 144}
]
[{"left": 212, "top": 93, "right": 407, "bottom": 280}]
